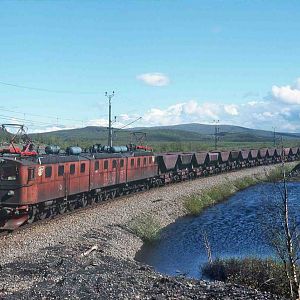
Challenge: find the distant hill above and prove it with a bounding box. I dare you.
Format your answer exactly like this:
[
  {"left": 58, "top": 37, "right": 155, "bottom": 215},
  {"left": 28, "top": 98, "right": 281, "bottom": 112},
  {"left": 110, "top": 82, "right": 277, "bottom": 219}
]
[
  {"left": 29, "top": 123, "right": 300, "bottom": 148},
  {"left": 134, "top": 123, "right": 300, "bottom": 139},
  {"left": 30, "top": 126, "right": 209, "bottom": 144}
]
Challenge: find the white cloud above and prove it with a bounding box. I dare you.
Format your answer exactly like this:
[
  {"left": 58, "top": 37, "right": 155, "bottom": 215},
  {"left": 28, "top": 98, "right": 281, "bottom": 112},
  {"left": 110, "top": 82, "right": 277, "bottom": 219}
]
[
  {"left": 29, "top": 125, "right": 78, "bottom": 134},
  {"left": 143, "top": 104, "right": 183, "bottom": 126},
  {"left": 142, "top": 100, "right": 224, "bottom": 126},
  {"left": 137, "top": 73, "right": 170, "bottom": 87},
  {"left": 86, "top": 117, "right": 129, "bottom": 128},
  {"left": 182, "top": 100, "right": 198, "bottom": 114},
  {"left": 86, "top": 118, "right": 108, "bottom": 127},
  {"left": 272, "top": 84, "right": 300, "bottom": 105},
  {"left": 136, "top": 95, "right": 300, "bottom": 132},
  {"left": 28, "top": 78, "right": 300, "bottom": 134},
  {"left": 246, "top": 101, "right": 268, "bottom": 107},
  {"left": 224, "top": 104, "right": 239, "bottom": 116},
  {"left": 118, "top": 114, "right": 131, "bottom": 121},
  {"left": 262, "top": 111, "right": 274, "bottom": 118}
]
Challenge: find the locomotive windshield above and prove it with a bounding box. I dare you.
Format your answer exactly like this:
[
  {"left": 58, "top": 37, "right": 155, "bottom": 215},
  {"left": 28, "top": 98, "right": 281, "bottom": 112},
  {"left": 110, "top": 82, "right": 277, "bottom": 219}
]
[{"left": 0, "top": 163, "right": 18, "bottom": 181}]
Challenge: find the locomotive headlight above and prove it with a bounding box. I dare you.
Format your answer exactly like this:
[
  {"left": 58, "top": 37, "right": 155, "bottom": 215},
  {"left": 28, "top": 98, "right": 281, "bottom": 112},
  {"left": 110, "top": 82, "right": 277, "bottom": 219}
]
[{"left": 7, "top": 190, "right": 14, "bottom": 196}]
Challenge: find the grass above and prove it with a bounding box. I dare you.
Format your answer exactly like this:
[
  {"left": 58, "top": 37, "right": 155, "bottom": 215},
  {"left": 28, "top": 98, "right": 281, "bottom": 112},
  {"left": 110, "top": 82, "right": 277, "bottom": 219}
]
[
  {"left": 202, "top": 257, "right": 291, "bottom": 298},
  {"left": 127, "top": 214, "right": 161, "bottom": 244},
  {"left": 183, "top": 194, "right": 214, "bottom": 215},
  {"left": 184, "top": 176, "right": 259, "bottom": 216},
  {"left": 264, "top": 163, "right": 297, "bottom": 182},
  {"left": 233, "top": 176, "right": 258, "bottom": 190}
]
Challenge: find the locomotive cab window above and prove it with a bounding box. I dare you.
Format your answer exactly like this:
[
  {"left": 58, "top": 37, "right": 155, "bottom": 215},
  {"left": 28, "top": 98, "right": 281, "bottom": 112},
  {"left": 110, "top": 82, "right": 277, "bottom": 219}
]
[
  {"left": 58, "top": 165, "right": 64, "bottom": 176},
  {"left": 149, "top": 157, "right": 152, "bottom": 164},
  {"left": 130, "top": 158, "right": 134, "bottom": 167},
  {"left": 137, "top": 158, "right": 141, "bottom": 167},
  {"left": 70, "top": 164, "right": 75, "bottom": 175},
  {"left": 104, "top": 160, "right": 108, "bottom": 170},
  {"left": 28, "top": 168, "right": 35, "bottom": 181},
  {"left": 112, "top": 160, "right": 117, "bottom": 168},
  {"left": 0, "top": 165, "right": 18, "bottom": 181},
  {"left": 143, "top": 157, "right": 147, "bottom": 165},
  {"left": 120, "top": 159, "right": 124, "bottom": 168},
  {"left": 95, "top": 161, "right": 99, "bottom": 171},
  {"left": 45, "top": 166, "right": 52, "bottom": 178},
  {"left": 80, "top": 163, "right": 86, "bottom": 173}
]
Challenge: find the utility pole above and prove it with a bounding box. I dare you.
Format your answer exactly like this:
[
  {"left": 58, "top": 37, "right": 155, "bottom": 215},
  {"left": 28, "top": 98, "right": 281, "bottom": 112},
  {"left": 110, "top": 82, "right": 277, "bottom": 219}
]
[
  {"left": 214, "top": 120, "right": 219, "bottom": 150},
  {"left": 105, "top": 91, "right": 114, "bottom": 148},
  {"left": 272, "top": 127, "right": 276, "bottom": 147}
]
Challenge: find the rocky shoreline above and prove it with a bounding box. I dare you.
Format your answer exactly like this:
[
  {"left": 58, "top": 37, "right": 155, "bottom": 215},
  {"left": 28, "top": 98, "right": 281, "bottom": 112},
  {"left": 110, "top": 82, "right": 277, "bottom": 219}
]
[{"left": 0, "top": 165, "right": 288, "bottom": 299}]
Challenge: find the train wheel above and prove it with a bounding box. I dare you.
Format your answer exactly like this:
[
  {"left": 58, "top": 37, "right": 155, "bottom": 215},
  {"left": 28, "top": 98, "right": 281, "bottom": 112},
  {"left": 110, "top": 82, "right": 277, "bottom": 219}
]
[
  {"left": 58, "top": 203, "right": 67, "bottom": 214},
  {"left": 118, "top": 188, "right": 124, "bottom": 196},
  {"left": 80, "top": 197, "right": 88, "bottom": 208},
  {"left": 96, "top": 194, "right": 103, "bottom": 203},
  {"left": 27, "top": 207, "right": 37, "bottom": 224},
  {"left": 38, "top": 209, "right": 49, "bottom": 220},
  {"left": 110, "top": 190, "right": 116, "bottom": 199},
  {"left": 89, "top": 197, "right": 96, "bottom": 205},
  {"left": 68, "top": 202, "right": 76, "bottom": 211},
  {"left": 189, "top": 173, "right": 195, "bottom": 180},
  {"left": 103, "top": 193, "right": 109, "bottom": 201}
]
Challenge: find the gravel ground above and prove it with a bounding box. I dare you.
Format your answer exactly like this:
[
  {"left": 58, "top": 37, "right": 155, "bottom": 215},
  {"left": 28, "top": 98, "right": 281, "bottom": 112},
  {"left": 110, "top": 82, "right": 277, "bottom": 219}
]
[{"left": 0, "top": 165, "right": 289, "bottom": 299}]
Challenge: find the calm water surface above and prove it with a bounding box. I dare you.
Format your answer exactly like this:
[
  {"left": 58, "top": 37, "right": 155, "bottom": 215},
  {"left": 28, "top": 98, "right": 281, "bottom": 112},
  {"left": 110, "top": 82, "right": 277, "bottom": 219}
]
[{"left": 135, "top": 183, "right": 300, "bottom": 279}]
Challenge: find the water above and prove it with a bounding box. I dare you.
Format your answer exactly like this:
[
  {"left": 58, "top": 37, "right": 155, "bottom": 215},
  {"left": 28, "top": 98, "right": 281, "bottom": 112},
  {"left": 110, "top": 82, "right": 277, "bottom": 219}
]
[{"left": 135, "top": 182, "right": 300, "bottom": 279}]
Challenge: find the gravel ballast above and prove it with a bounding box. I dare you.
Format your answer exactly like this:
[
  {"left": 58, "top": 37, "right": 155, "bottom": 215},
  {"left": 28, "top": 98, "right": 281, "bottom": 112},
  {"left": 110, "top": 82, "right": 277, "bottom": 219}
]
[{"left": 0, "top": 165, "right": 289, "bottom": 299}]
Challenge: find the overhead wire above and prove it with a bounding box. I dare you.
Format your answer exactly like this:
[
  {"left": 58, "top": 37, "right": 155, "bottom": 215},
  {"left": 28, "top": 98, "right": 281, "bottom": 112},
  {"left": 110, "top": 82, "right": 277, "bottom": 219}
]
[
  {"left": 114, "top": 117, "right": 142, "bottom": 131},
  {"left": 0, "top": 80, "right": 101, "bottom": 95},
  {"left": 0, "top": 107, "right": 89, "bottom": 124},
  {"left": 0, "top": 114, "right": 66, "bottom": 128},
  {"left": 0, "top": 107, "right": 110, "bottom": 125},
  {"left": 0, "top": 81, "right": 145, "bottom": 136}
]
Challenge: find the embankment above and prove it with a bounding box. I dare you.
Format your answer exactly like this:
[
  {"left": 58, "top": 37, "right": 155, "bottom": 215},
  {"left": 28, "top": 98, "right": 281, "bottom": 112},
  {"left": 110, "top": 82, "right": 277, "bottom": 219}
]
[{"left": 0, "top": 164, "right": 289, "bottom": 299}]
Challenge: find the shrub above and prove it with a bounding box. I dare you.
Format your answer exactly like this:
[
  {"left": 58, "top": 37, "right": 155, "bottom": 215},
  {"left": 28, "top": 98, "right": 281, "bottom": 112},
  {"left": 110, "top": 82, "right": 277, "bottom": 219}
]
[
  {"left": 183, "top": 194, "right": 213, "bottom": 215},
  {"left": 202, "top": 257, "right": 290, "bottom": 297},
  {"left": 265, "top": 164, "right": 296, "bottom": 182},
  {"left": 184, "top": 174, "right": 275, "bottom": 216},
  {"left": 128, "top": 214, "right": 161, "bottom": 243},
  {"left": 233, "top": 176, "right": 257, "bottom": 190},
  {"left": 184, "top": 184, "right": 236, "bottom": 215},
  {"left": 206, "top": 184, "right": 236, "bottom": 202}
]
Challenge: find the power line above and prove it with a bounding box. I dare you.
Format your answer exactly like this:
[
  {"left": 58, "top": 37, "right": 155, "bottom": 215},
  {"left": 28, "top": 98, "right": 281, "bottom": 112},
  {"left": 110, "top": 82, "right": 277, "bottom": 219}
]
[
  {"left": 0, "top": 106, "right": 140, "bottom": 133},
  {"left": 0, "top": 114, "right": 66, "bottom": 128},
  {"left": 0, "top": 107, "right": 88, "bottom": 124},
  {"left": 0, "top": 80, "right": 101, "bottom": 95},
  {"left": 116, "top": 117, "right": 142, "bottom": 130}
]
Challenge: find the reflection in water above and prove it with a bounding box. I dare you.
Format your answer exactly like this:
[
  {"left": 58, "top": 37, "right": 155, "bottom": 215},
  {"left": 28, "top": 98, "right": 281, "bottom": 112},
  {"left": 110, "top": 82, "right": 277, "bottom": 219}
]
[{"left": 135, "top": 183, "right": 300, "bottom": 279}]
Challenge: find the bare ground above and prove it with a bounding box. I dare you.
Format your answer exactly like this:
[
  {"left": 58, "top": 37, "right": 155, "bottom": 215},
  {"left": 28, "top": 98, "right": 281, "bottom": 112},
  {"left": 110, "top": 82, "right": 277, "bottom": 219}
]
[{"left": 0, "top": 165, "right": 288, "bottom": 299}]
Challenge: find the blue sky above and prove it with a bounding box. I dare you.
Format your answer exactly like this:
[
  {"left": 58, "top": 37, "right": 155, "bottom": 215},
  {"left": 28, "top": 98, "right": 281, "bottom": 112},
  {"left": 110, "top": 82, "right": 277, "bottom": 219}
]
[{"left": 0, "top": 0, "right": 300, "bottom": 132}]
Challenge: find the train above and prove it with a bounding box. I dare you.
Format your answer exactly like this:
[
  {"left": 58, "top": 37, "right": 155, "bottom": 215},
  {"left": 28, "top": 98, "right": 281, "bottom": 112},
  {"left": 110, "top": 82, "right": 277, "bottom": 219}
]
[{"left": 0, "top": 140, "right": 299, "bottom": 230}]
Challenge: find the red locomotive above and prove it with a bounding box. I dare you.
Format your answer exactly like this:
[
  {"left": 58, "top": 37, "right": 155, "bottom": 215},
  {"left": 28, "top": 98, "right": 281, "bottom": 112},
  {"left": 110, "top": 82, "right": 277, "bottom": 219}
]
[{"left": 0, "top": 124, "right": 299, "bottom": 230}]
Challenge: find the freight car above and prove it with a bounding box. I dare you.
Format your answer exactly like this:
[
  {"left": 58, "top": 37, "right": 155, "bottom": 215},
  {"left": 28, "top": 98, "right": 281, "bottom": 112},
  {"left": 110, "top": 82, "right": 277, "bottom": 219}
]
[{"left": 0, "top": 143, "right": 299, "bottom": 230}]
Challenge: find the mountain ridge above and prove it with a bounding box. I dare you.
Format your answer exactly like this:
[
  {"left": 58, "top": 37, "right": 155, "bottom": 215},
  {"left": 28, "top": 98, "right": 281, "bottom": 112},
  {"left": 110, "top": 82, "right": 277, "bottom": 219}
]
[{"left": 28, "top": 123, "right": 300, "bottom": 143}]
